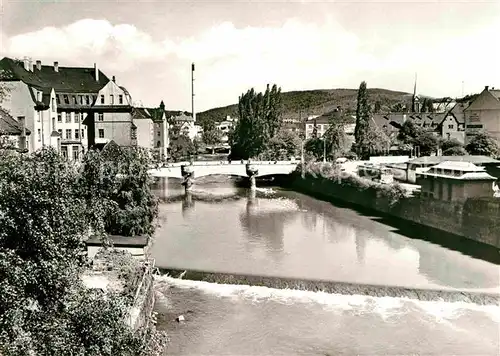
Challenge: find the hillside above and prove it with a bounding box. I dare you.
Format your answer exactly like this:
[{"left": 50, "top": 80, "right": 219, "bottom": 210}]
[{"left": 196, "top": 88, "right": 414, "bottom": 128}]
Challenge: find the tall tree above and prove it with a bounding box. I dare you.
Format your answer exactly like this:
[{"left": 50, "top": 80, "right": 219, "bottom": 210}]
[
  {"left": 231, "top": 84, "right": 282, "bottom": 159},
  {"left": 354, "top": 81, "right": 371, "bottom": 158}
]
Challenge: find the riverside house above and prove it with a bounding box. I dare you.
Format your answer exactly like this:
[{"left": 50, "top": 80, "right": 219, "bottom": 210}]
[
  {"left": 464, "top": 86, "right": 500, "bottom": 145},
  {"left": 416, "top": 161, "right": 496, "bottom": 201}
]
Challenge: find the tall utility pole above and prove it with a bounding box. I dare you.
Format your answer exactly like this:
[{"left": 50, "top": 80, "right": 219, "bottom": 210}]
[{"left": 191, "top": 63, "right": 196, "bottom": 123}]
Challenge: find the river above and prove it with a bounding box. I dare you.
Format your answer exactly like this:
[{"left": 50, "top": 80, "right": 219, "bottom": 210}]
[{"left": 150, "top": 177, "right": 500, "bottom": 355}]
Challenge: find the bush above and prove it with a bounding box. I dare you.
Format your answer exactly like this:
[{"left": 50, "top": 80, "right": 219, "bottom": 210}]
[{"left": 295, "top": 163, "right": 406, "bottom": 206}]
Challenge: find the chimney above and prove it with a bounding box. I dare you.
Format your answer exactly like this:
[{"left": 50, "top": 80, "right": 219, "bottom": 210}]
[
  {"left": 28, "top": 58, "right": 33, "bottom": 72},
  {"left": 94, "top": 63, "right": 99, "bottom": 81},
  {"left": 54, "top": 61, "right": 59, "bottom": 72},
  {"left": 485, "top": 85, "right": 489, "bottom": 91},
  {"left": 112, "top": 75, "right": 115, "bottom": 83},
  {"left": 23, "top": 57, "right": 29, "bottom": 71},
  {"left": 36, "top": 60, "right": 41, "bottom": 70}
]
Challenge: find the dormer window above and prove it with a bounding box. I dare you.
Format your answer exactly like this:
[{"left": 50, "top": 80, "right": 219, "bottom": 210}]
[
  {"left": 110, "top": 95, "right": 114, "bottom": 105},
  {"left": 100, "top": 95, "right": 105, "bottom": 104},
  {"left": 86, "top": 96, "right": 90, "bottom": 105},
  {"left": 37, "top": 91, "right": 41, "bottom": 101},
  {"left": 63, "top": 95, "right": 69, "bottom": 105},
  {"left": 119, "top": 95, "right": 123, "bottom": 104}
]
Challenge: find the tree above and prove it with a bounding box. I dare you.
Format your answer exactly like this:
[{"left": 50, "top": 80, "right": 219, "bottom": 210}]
[
  {"left": 262, "top": 130, "right": 301, "bottom": 160},
  {"left": 202, "top": 129, "right": 223, "bottom": 154},
  {"left": 465, "top": 132, "right": 499, "bottom": 157},
  {"left": 415, "top": 131, "right": 439, "bottom": 156},
  {"left": 374, "top": 101, "right": 382, "bottom": 113},
  {"left": 0, "top": 148, "right": 165, "bottom": 355},
  {"left": 397, "top": 120, "right": 422, "bottom": 144},
  {"left": 354, "top": 81, "right": 372, "bottom": 158},
  {"left": 230, "top": 84, "right": 283, "bottom": 159},
  {"left": 323, "top": 114, "right": 347, "bottom": 159},
  {"left": 443, "top": 146, "right": 467, "bottom": 156},
  {"left": 441, "top": 138, "right": 463, "bottom": 152},
  {"left": 169, "top": 134, "right": 196, "bottom": 162}
]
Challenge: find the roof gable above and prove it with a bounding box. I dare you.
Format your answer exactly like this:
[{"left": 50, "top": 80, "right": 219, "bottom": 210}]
[
  {"left": 0, "top": 57, "right": 109, "bottom": 94},
  {"left": 465, "top": 89, "right": 500, "bottom": 111},
  {"left": 0, "top": 107, "right": 31, "bottom": 135}
]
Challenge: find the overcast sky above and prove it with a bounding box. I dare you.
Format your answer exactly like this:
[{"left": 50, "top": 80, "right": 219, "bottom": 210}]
[{"left": 1, "top": 0, "right": 499, "bottom": 112}]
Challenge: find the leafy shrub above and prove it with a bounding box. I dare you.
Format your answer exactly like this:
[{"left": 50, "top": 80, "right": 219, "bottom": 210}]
[{"left": 295, "top": 163, "right": 406, "bottom": 206}]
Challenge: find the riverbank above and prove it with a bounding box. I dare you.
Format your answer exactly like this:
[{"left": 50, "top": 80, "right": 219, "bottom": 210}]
[{"left": 284, "top": 165, "right": 500, "bottom": 250}]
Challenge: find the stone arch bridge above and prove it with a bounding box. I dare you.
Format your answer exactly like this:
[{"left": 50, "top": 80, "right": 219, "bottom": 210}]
[{"left": 149, "top": 161, "right": 299, "bottom": 190}]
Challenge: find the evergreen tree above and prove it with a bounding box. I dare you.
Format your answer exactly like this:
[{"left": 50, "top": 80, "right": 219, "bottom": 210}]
[{"left": 354, "top": 81, "right": 371, "bottom": 158}]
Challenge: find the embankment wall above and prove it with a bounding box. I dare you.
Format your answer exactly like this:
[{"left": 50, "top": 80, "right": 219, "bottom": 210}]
[{"left": 288, "top": 174, "right": 500, "bottom": 249}]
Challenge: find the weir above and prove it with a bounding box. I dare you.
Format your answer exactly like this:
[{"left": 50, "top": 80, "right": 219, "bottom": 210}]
[{"left": 157, "top": 268, "right": 500, "bottom": 306}]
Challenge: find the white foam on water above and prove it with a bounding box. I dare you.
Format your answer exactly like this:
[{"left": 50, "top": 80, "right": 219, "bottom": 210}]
[{"left": 155, "top": 275, "right": 500, "bottom": 322}]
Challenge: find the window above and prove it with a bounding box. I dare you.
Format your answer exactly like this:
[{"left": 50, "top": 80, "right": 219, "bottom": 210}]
[
  {"left": 98, "top": 113, "right": 104, "bottom": 121},
  {"left": 98, "top": 129, "right": 104, "bottom": 139},
  {"left": 447, "top": 133, "right": 451, "bottom": 139},
  {"left": 58, "top": 129, "right": 62, "bottom": 137},
  {"left": 81, "top": 129, "right": 85, "bottom": 139},
  {"left": 37, "top": 129, "right": 41, "bottom": 142},
  {"left": 73, "top": 96, "right": 77, "bottom": 104},
  {"left": 52, "top": 98, "right": 55, "bottom": 112},
  {"left": 110, "top": 95, "right": 114, "bottom": 105},
  {"left": 86, "top": 96, "right": 90, "bottom": 105},
  {"left": 66, "top": 129, "right": 72, "bottom": 140},
  {"left": 119, "top": 95, "right": 123, "bottom": 104},
  {"left": 75, "top": 113, "right": 80, "bottom": 123},
  {"left": 61, "top": 146, "right": 68, "bottom": 158},
  {"left": 467, "top": 124, "right": 483, "bottom": 129},
  {"left": 100, "top": 95, "right": 105, "bottom": 104},
  {"left": 79, "top": 95, "right": 84, "bottom": 105},
  {"left": 56, "top": 95, "right": 60, "bottom": 104},
  {"left": 73, "top": 146, "right": 80, "bottom": 160},
  {"left": 57, "top": 113, "right": 62, "bottom": 122},
  {"left": 63, "top": 95, "right": 69, "bottom": 104},
  {"left": 37, "top": 112, "right": 41, "bottom": 122},
  {"left": 157, "top": 131, "right": 161, "bottom": 136},
  {"left": 66, "top": 112, "right": 71, "bottom": 123},
  {"left": 448, "top": 124, "right": 454, "bottom": 129},
  {"left": 37, "top": 91, "right": 41, "bottom": 101},
  {"left": 75, "top": 129, "right": 79, "bottom": 140},
  {"left": 52, "top": 117, "right": 56, "bottom": 130}
]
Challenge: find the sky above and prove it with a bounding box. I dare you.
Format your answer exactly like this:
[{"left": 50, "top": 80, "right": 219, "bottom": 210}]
[{"left": 1, "top": 0, "right": 499, "bottom": 112}]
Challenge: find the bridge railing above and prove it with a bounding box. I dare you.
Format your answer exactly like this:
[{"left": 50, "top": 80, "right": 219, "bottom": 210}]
[{"left": 150, "top": 160, "right": 298, "bottom": 169}]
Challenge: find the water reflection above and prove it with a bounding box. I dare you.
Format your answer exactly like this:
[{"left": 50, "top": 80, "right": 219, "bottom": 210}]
[{"left": 182, "top": 192, "right": 195, "bottom": 216}]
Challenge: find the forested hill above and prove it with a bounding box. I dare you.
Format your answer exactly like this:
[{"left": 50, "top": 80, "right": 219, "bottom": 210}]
[{"left": 196, "top": 88, "right": 414, "bottom": 128}]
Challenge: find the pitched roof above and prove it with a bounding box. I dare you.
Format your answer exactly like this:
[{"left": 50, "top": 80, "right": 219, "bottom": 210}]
[
  {"left": 419, "top": 162, "right": 496, "bottom": 180},
  {"left": 0, "top": 57, "right": 109, "bottom": 93},
  {"left": 0, "top": 107, "right": 31, "bottom": 135},
  {"left": 489, "top": 89, "right": 500, "bottom": 101}
]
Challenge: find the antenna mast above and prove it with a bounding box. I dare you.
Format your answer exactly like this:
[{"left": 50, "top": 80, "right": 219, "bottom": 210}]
[{"left": 191, "top": 63, "right": 196, "bottom": 122}]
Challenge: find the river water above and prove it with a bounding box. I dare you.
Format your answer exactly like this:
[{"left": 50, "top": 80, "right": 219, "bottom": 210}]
[{"left": 150, "top": 177, "right": 500, "bottom": 355}]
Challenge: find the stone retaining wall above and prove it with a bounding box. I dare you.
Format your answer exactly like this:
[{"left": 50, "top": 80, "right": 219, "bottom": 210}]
[{"left": 289, "top": 175, "right": 500, "bottom": 249}]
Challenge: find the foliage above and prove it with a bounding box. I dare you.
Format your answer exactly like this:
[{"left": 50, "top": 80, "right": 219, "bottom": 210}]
[
  {"left": 305, "top": 114, "right": 348, "bottom": 161},
  {"left": 440, "top": 138, "right": 463, "bottom": 152},
  {"left": 230, "top": 84, "right": 282, "bottom": 159},
  {"left": 443, "top": 146, "right": 467, "bottom": 156},
  {"left": 354, "top": 81, "right": 372, "bottom": 158},
  {"left": 416, "top": 131, "right": 439, "bottom": 156},
  {"left": 170, "top": 134, "right": 196, "bottom": 162},
  {"left": 202, "top": 128, "right": 223, "bottom": 153},
  {"left": 261, "top": 130, "right": 301, "bottom": 160},
  {"left": 304, "top": 138, "right": 324, "bottom": 160},
  {"left": 0, "top": 148, "right": 165, "bottom": 356},
  {"left": 79, "top": 146, "right": 159, "bottom": 237},
  {"left": 295, "top": 163, "right": 407, "bottom": 207},
  {"left": 465, "top": 132, "right": 499, "bottom": 157},
  {"left": 397, "top": 120, "right": 421, "bottom": 144}
]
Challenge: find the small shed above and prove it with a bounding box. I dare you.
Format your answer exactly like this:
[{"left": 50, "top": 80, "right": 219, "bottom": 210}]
[{"left": 416, "top": 161, "right": 496, "bottom": 201}]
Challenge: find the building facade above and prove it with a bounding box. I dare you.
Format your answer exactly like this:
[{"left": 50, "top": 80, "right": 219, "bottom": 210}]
[
  {"left": 464, "top": 86, "right": 500, "bottom": 145},
  {"left": 416, "top": 161, "right": 496, "bottom": 201}
]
